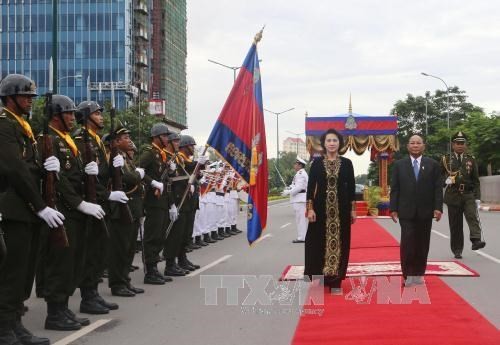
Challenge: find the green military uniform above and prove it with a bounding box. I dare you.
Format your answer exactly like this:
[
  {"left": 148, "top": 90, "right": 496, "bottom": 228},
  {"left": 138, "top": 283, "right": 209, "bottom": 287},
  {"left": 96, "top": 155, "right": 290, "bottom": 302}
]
[
  {"left": 140, "top": 143, "right": 173, "bottom": 283},
  {"left": 40, "top": 126, "right": 88, "bottom": 305},
  {"left": 0, "top": 107, "right": 46, "bottom": 329},
  {"left": 108, "top": 130, "right": 144, "bottom": 293},
  {"left": 442, "top": 131, "right": 484, "bottom": 257},
  {"left": 73, "top": 126, "right": 113, "bottom": 311}
]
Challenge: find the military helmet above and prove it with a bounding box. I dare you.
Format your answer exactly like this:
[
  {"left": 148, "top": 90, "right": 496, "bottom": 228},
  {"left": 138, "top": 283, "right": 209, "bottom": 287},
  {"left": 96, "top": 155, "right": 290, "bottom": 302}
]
[
  {"left": 150, "top": 123, "right": 170, "bottom": 137},
  {"left": 179, "top": 135, "right": 196, "bottom": 147},
  {"left": 0, "top": 74, "right": 38, "bottom": 97},
  {"left": 51, "top": 95, "right": 77, "bottom": 115},
  {"left": 75, "top": 101, "right": 103, "bottom": 123},
  {"left": 167, "top": 132, "right": 181, "bottom": 141}
]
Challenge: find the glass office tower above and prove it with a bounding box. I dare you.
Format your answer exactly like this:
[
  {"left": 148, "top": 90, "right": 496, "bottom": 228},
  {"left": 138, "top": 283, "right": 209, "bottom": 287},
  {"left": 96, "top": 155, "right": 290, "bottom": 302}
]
[{"left": 0, "top": 0, "right": 187, "bottom": 129}]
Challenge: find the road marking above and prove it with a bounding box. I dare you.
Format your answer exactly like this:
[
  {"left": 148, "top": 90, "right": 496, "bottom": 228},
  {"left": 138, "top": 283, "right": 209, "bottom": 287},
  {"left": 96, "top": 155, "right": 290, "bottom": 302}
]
[
  {"left": 52, "top": 319, "right": 111, "bottom": 345},
  {"left": 432, "top": 229, "right": 449, "bottom": 239},
  {"left": 280, "top": 222, "right": 291, "bottom": 229},
  {"left": 187, "top": 255, "right": 232, "bottom": 277},
  {"left": 475, "top": 250, "right": 500, "bottom": 264},
  {"left": 432, "top": 229, "right": 500, "bottom": 264},
  {"left": 253, "top": 233, "right": 273, "bottom": 244}
]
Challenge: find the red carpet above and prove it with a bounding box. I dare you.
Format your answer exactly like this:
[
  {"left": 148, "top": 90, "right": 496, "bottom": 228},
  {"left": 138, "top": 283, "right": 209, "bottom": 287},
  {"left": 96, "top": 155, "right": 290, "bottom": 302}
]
[{"left": 292, "top": 219, "right": 499, "bottom": 345}]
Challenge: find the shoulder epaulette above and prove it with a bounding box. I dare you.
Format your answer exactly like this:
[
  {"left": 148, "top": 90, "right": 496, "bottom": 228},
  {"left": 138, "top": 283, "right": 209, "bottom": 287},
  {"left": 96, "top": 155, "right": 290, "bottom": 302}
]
[{"left": 144, "top": 145, "right": 153, "bottom": 151}]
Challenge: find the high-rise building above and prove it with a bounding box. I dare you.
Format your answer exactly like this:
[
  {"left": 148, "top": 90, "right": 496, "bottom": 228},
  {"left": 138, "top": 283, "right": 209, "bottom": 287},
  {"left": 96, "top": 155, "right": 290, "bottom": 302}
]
[
  {"left": 283, "top": 137, "right": 309, "bottom": 161},
  {"left": 0, "top": 0, "right": 187, "bottom": 130}
]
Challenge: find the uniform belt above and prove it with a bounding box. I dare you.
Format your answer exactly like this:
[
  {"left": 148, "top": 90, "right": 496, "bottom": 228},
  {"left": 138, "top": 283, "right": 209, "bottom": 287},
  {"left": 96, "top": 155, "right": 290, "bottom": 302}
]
[
  {"left": 451, "top": 184, "right": 474, "bottom": 193},
  {"left": 216, "top": 192, "right": 225, "bottom": 196}
]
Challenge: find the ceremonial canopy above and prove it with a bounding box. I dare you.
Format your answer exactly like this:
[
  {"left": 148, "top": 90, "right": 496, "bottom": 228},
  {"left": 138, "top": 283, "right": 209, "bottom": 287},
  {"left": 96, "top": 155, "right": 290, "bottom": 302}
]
[
  {"left": 305, "top": 107, "right": 399, "bottom": 198},
  {"left": 305, "top": 113, "right": 399, "bottom": 156}
]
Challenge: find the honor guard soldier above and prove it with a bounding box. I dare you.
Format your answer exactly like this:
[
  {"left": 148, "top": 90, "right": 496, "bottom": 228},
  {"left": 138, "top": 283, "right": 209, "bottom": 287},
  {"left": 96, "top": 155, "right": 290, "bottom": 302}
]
[
  {"left": 73, "top": 101, "right": 122, "bottom": 314},
  {"left": 442, "top": 131, "right": 485, "bottom": 259},
  {"left": 162, "top": 132, "right": 193, "bottom": 276},
  {"left": 282, "top": 156, "right": 309, "bottom": 243},
  {"left": 106, "top": 125, "right": 145, "bottom": 297},
  {"left": 39, "top": 95, "right": 106, "bottom": 331},
  {"left": 140, "top": 123, "right": 177, "bottom": 285},
  {"left": 0, "top": 74, "right": 63, "bottom": 345},
  {"left": 176, "top": 135, "right": 208, "bottom": 267}
]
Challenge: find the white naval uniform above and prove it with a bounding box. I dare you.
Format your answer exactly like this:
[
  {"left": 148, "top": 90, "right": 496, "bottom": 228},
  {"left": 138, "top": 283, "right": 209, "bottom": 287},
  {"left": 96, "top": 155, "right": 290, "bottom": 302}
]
[{"left": 289, "top": 168, "right": 308, "bottom": 241}]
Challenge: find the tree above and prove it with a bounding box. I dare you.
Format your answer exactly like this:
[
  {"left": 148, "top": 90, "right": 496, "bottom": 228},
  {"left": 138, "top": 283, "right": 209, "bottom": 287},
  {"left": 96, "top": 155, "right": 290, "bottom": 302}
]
[{"left": 268, "top": 151, "right": 304, "bottom": 194}]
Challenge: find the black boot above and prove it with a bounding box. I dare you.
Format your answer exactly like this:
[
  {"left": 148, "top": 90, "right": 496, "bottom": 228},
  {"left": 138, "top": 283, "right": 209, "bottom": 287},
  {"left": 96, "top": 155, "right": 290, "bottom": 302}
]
[
  {"left": 144, "top": 264, "right": 166, "bottom": 285},
  {"left": 13, "top": 319, "right": 50, "bottom": 345},
  {"left": 45, "top": 303, "right": 81, "bottom": 331},
  {"left": 178, "top": 253, "right": 201, "bottom": 270},
  {"left": 195, "top": 235, "right": 208, "bottom": 246},
  {"left": 92, "top": 289, "right": 119, "bottom": 310},
  {"left": 187, "top": 241, "right": 201, "bottom": 250},
  {"left": 211, "top": 230, "right": 223, "bottom": 241},
  {"left": 230, "top": 224, "right": 241, "bottom": 235},
  {"left": 471, "top": 239, "right": 486, "bottom": 250},
  {"left": 80, "top": 288, "right": 109, "bottom": 314},
  {"left": 164, "top": 258, "right": 186, "bottom": 276},
  {"left": 203, "top": 233, "right": 216, "bottom": 243},
  {"left": 218, "top": 227, "right": 230, "bottom": 238},
  {"left": 0, "top": 322, "right": 21, "bottom": 345},
  {"left": 126, "top": 283, "right": 145, "bottom": 294},
  {"left": 63, "top": 298, "right": 90, "bottom": 327},
  {"left": 224, "top": 227, "right": 233, "bottom": 236}
]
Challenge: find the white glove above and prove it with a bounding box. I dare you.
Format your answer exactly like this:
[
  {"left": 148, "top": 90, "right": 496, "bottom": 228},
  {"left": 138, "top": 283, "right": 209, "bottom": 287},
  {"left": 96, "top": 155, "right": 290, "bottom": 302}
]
[
  {"left": 77, "top": 201, "right": 106, "bottom": 219},
  {"left": 135, "top": 168, "right": 145, "bottom": 180},
  {"left": 445, "top": 177, "right": 453, "bottom": 185},
  {"left": 43, "top": 156, "right": 60, "bottom": 173},
  {"left": 113, "top": 154, "right": 124, "bottom": 168},
  {"left": 475, "top": 200, "right": 481, "bottom": 209},
  {"left": 199, "top": 176, "right": 206, "bottom": 184},
  {"left": 151, "top": 180, "right": 164, "bottom": 194},
  {"left": 169, "top": 204, "right": 179, "bottom": 222},
  {"left": 190, "top": 185, "right": 195, "bottom": 194},
  {"left": 108, "top": 191, "right": 129, "bottom": 204},
  {"left": 169, "top": 162, "right": 176, "bottom": 171},
  {"left": 84, "top": 161, "right": 99, "bottom": 176},
  {"left": 281, "top": 189, "right": 291, "bottom": 196},
  {"left": 197, "top": 155, "right": 209, "bottom": 165},
  {"left": 37, "top": 207, "right": 65, "bottom": 228}
]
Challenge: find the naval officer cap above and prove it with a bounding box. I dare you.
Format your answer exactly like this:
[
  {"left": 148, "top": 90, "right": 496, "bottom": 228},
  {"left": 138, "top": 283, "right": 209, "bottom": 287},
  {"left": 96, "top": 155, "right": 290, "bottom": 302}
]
[
  {"left": 452, "top": 131, "right": 467, "bottom": 143},
  {"left": 295, "top": 156, "right": 307, "bottom": 166}
]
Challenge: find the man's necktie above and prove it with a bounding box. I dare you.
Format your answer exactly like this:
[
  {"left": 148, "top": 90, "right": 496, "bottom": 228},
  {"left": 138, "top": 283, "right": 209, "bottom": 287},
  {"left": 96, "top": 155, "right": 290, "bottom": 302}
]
[{"left": 413, "top": 159, "right": 419, "bottom": 180}]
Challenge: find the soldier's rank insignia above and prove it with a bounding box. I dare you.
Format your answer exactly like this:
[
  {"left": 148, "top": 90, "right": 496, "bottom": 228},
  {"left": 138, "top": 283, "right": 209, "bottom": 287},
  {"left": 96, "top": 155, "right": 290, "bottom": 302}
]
[{"left": 65, "top": 160, "right": 71, "bottom": 170}]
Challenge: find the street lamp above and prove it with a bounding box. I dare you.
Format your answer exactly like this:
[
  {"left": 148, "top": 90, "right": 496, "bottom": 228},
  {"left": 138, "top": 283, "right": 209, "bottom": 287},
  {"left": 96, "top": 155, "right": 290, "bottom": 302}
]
[
  {"left": 421, "top": 72, "right": 451, "bottom": 158},
  {"left": 286, "top": 130, "right": 305, "bottom": 155},
  {"left": 264, "top": 107, "right": 295, "bottom": 167},
  {"left": 57, "top": 74, "right": 83, "bottom": 92},
  {"left": 208, "top": 59, "right": 241, "bottom": 82}
]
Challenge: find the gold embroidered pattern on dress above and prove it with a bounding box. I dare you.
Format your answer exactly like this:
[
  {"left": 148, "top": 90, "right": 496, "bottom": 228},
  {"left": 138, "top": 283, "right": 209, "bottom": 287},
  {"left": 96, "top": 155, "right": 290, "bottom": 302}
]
[{"left": 323, "top": 158, "right": 342, "bottom": 277}]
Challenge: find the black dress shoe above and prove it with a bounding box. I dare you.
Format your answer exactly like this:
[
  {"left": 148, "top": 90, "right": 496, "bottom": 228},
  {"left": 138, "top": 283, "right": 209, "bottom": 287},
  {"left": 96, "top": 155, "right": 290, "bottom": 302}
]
[
  {"left": 292, "top": 239, "right": 305, "bottom": 243},
  {"left": 178, "top": 261, "right": 195, "bottom": 272},
  {"left": 80, "top": 298, "right": 109, "bottom": 315},
  {"left": 111, "top": 286, "right": 135, "bottom": 297},
  {"left": 127, "top": 284, "right": 145, "bottom": 294},
  {"left": 203, "top": 233, "right": 216, "bottom": 243},
  {"left": 471, "top": 240, "right": 486, "bottom": 250},
  {"left": 13, "top": 320, "right": 50, "bottom": 345},
  {"left": 64, "top": 308, "right": 90, "bottom": 326},
  {"left": 454, "top": 253, "right": 463, "bottom": 259}
]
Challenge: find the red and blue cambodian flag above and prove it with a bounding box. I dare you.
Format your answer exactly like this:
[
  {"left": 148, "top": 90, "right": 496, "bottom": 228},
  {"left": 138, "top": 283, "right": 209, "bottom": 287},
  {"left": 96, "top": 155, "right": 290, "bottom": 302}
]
[{"left": 206, "top": 37, "right": 268, "bottom": 244}]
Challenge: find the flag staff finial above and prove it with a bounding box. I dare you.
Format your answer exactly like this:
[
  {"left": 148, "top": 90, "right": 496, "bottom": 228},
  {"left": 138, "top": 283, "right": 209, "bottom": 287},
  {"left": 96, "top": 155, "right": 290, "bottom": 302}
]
[
  {"left": 254, "top": 25, "right": 265, "bottom": 44},
  {"left": 348, "top": 93, "right": 352, "bottom": 114}
]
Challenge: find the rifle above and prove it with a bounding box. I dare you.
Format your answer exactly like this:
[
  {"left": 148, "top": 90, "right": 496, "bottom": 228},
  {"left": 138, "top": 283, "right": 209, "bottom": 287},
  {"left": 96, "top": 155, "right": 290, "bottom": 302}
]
[
  {"left": 108, "top": 85, "right": 133, "bottom": 224},
  {"left": 0, "top": 213, "right": 6, "bottom": 269},
  {"left": 82, "top": 116, "right": 110, "bottom": 237},
  {"left": 42, "top": 93, "right": 69, "bottom": 248}
]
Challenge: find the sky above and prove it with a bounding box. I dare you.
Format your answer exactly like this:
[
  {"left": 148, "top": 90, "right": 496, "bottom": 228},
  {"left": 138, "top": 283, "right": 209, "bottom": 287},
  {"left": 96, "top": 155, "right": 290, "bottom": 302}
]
[{"left": 185, "top": 0, "right": 500, "bottom": 176}]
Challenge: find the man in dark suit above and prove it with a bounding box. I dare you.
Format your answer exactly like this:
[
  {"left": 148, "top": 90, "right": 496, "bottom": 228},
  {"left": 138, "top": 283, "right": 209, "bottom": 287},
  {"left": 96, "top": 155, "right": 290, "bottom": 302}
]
[{"left": 390, "top": 134, "right": 443, "bottom": 286}]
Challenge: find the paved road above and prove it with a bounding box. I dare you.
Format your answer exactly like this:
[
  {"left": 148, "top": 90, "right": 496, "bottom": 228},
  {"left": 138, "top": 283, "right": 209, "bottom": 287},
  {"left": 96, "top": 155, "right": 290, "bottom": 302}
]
[{"left": 21, "top": 201, "right": 499, "bottom": 344}]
